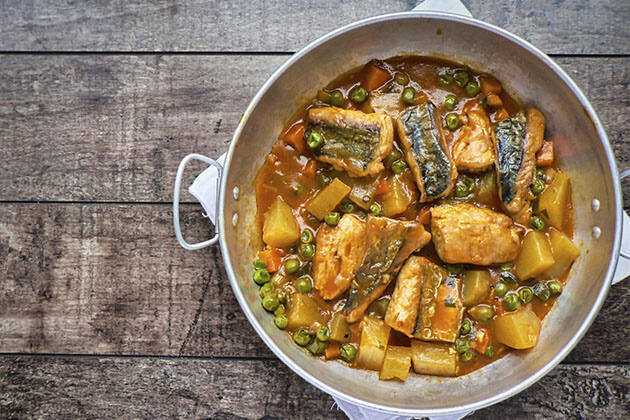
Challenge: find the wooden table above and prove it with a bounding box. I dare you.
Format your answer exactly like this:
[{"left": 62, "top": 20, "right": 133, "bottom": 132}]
[{"left": 0, "top": 1, "right": 628, "bottom": 418}]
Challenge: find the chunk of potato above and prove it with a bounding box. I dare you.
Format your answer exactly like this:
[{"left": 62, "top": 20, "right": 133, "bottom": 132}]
[
  {"left": 329, "top": 313, "right": 352, "bottom": 343},
  {"left": 287, "top": 293, "right": 325, "bottom": 330},
  {"left": 381, "top": 174, "right": 414, "bottom": 217},
  {"left": 262, "top": 196, "right": 300, "bottom": 248},
  {"left": 545, "top": 229, "right": 580, "bottom": 278},
  {"left": 306, "top": 178, "right": 351, "bottom": 220},
  {"left": 538, "top": 172, "right": 569, "bottom": 229},
  {"left": 461, "top": 270, "right": 491, "bottom": 306},
  {"left": 410, "top": 340, "right": 457, "bottom": 377},
  {"left": 493, "top": 306, "right": 541, "bottom": 349},
  {"left": 380, "top": 345, "right": 412, "bottom": 381},
  {"left": 514, "top": 231, "right": 555, "bottom": 280},
  {"left": 356, "top": 317, "right": 391, "bottom": 371}
]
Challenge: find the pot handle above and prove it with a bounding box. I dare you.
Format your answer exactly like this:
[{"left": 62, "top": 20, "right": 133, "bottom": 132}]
[
  {"left": 413, "top": 0, "right": 472, "bottom": 16},
  {"left": 173, "top": 153, "right": 222, "bottom": 250},
  {"left": 612, "top": 170, "right": 630, "bottom": 284}
]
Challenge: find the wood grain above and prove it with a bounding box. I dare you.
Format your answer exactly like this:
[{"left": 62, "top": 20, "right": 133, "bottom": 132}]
[
  {"left": 0, "top": 357, "right": 627, "bottom": 419},
  {"left": 1, "top": 1, "right": 629, "bottom": 55},
  {"left": 0, "top": 203, "right": 627, "bottom": 362},
  {"left": 1, "top": 55, "right": 628, "bottom": 205}
]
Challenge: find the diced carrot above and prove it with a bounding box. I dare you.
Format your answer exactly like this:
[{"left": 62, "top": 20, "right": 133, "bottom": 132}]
[
  {"left": 363, "top": 62, "right": 391, "bottom": 91},
  {"left": 493, "top": 108, "right": 510, "bottom": 122},
  {"left": 325, "top": 342, "right": 341, "bottom": 360},
  {"left": 486, "top": 93, "right": 503, "bottom": 107},
  {"left": 375, "top": 179, "right": 391, "bottom": 196},
  {"left": 418, "top": 208, "right": 432, "bottom": 225},
  {"left": 257, "top": 248, "right": 285, "bottom": 273},
  {"left": 479, "top": 75, "right": 502, "bottom": 95},
  {"left": 536, "top": 141, "right": 554, "bottom": 167},
  {"left": 303, "top": 160, "right": 318, "bottom": 178},
  {"left": 283, "top": 123, "right": 307, "bottom": 154},
  {"left": 470, "top": 328, "right": 490, "bottom": 354}
]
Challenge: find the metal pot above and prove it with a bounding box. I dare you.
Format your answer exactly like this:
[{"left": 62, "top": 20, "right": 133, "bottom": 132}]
[{"left": 172, "top": 5, "right": 629, "bottom": 418}]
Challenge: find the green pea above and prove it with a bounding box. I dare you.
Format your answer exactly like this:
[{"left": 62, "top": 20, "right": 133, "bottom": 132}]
[
  {"left": 444, "top": 94, "right": 457, "bottom": 111},
  {"left": 340, "top": 344, "right": 357, "bottom": 363},
  {"left": 518, "top": 286, "right": 534, "bottom": 304},
  {"left": 284, "top": 258, "right": 300, "bottom": 274},
  {"left": 446, "top": 263, "right": 464, "bottom": 275},
  {"left": 274, "top": 314, "right": 289, "bottom": 329},
  {"left": 307, "top": 339, "right": 328, "bottom": 355},
  {"left": 324, "top": 211, "right": 341, "bottom": 226},
  {"left": 438, "top": 73, "right": 453, "bottom": 85},
  {"left": 500, "top": 271, "right": 518, "bottom": 284},
  {"left": 274, "top": 304, "right": 286, "bottom": 316},
  {"left": 469, "top": 304, "right": 494, "bottom": 322},
  {"left": 500, "top": 262, "right": 513, "bottom": 271},
  {"left": 445, "top": 113, "right": 460, "bottom": 130},
  {"left": 298, "top": 243, "right": 315, "bottom": 260},
  {"left": 548, "top": 280, "right": 562, "bottom": 296},
  {"left": 296, "top": 277, "right": 312, "bottom": 293},
  {"left": 299, "top": 230, "right": 313, "bottom": 245},
  {"left": 454, "top": 70, "right": 470, "bottom": 87},
  {"left": 530, "top": 215, "right": 545, "bottom": 231},
  {"left": 385, "top": 148, "right": 403, "bottom": 168},
  {"left": 494, "top": 282, "right": 508, "bottom": 297},
  {"left": 460, "top": 319, "right": 471, "bottom": 335},
  {"left": 394, "top": 72, "right": 409, "bottom": 85},
  {"left": 391, "top": 159, "right": 408, "bottom": 174},
  {"left": 253, "top": 268, "right": 271, "bottom": 285},
  {"left": 533, "top": 282, "right": 551, "bottom": 301},
  {"left": 339, "top": 200, "right": 354, "bottom": 213},
  {"left": 316, "top": 326, "right": 330, "bottom": 342},
  {"left": 350, "top": 86, "right": 368, "bottom": 103},
  {"left": 454, "top": 338, "right": 470, "bottom": 353},
  {"left": 318, "top": 172, "right": 332, "bottom": 187},
  {"left": 277, "top": 291, "right": 287, "bottom": 304},
  {"left": 503, "top": 292, "right": 520, "bottom": 311},
  {"left": 460, "top": 349, "right": 473, "bottom": 362},
  {"left": 262, "top": 293, "right": 280, "bottom": 312},
  {"left": 531, "top": 179, "right": 545, "bottom": 195},
  {"left": 307, "top": 131, "right": 324, "bottom": 149},
  {"left": 293, "top": 328, "right": 313, "bottom": 347},
  {"left": 329, "top": 90, "right": 344, "bottom": 107},
  {"left": 465, "top": 81, "right": 480, "bottom": 97},
  {"left": 454, "top": 175, "right": 474, "bottom": 197},
  {"left": 402, "top": 87, "right": 416, "bottom": 105},
  {"left": 357, "top": 210, "right": 367, "bottom": 219},
  {"left": 454, "top": 184, "right": 470, "bottom": 197},
  {"left": 484, "top": 345, "right": 495, "bottom": 358},
  {"left": 253, "top": 259, "right": 267, "bottom": 269},
  {"left": 259, "top": 282, "right": 275, "bottom": 298},
  {"left": 536, "top": 168, "right": 546, "bottom": 179},
  {"left": 369, "top": 203, "right": 382, "bottom": 216}
]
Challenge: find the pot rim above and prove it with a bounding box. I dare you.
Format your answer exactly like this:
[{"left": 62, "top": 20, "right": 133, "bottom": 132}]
[{"left": 218, "top": 10, "right": 622, "bottom": 416}]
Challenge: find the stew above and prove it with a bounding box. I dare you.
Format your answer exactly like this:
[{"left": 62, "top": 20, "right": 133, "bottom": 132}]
[{"left": 251, "top": 55, "right": 578, "bottom": 380}]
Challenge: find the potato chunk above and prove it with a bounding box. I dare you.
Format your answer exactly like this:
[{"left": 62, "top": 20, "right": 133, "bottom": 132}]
[
  {"left": 514, "top": 231, "right": 555, "bottom": 280},
  {"left": 306, "top": 178, "right": 351, "bottom": 220},
  {"left": 286, "top": 293, "right": 325, "bottom": 330},
  {"left": 410, "top": 340, "right": 457, "bottom": 377},
  {"left": 461, "top": 270, "right": 491, "bottom": 306},
  {"left": 380, "top": 345, "right": 412, "bottom": 381},
  {"left": 538, "top": 172, "right": 570, "bottom": 229},
  {"left": 431, "top": 203, "right": 522, "bottom": 265},
  {"left": 356, "top": 317, "right": 391, "bottom": 371},
  {"left": 262, "top": 196, "right": 300, "bottom": 248},
  {"left": 493, "top": 307, "right": 541, "bottom": 349},
  {"left": 545, "top": 229, "right": 580, "bottom": 278}
]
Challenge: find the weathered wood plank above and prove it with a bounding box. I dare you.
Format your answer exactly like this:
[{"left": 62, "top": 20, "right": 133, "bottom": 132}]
[
  {"left": 0, "top": 357, "right": 627, "bottom": 419},
  {"left": 1, "top": 55, "right": 628, "bottom": 204},
  {"left": 0, "top": 203, "right": 628, "bottom": 361},
  {"left": 1, "top": 1, "right": 629, "bottom": 55}
]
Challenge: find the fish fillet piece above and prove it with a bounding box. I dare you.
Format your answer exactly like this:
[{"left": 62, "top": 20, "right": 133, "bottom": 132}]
[{"left": 452, "top": 102, "right": 494, "bottom": 172}]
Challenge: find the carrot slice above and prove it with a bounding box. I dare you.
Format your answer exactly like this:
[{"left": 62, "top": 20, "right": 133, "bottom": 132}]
[
  {"left": 257, "top": 248, "right": 284, "bottom": 273},
  {"left": 303, "top": 160, "right": 318, "bottom": 178},
  {"left": 479, "top": 75, "right": 502, "bottom": 95},
  {"left": 363, "top": 62, "right": 391, "bottom": 91},
  {"left": 536, "top": 141, "right": 554, "bottom": 167},
  {"left": 283, "top": 123, "right": 307, "bottom": 154},
  {"left": 325, "top": 342, "right": 341, "bottom": 360},
  {"left": 471, "top": 328, "right": 490, "bottom": 354},
  {"left": 375, "top": 179, "right": 391, "bottom": 196}
]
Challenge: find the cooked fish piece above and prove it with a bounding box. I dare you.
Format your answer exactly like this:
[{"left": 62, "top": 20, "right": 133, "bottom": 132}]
[
  {"left": 385, "top": 256, "right": 463, "bottom": 343},
  {"left": 368, "top": 92, "right": 403, "bottom": 119},
  {"left": 452, "top": 102, "right": 494, "bottom": 172},
  {"left": 312, "top": 214, "right": 367, "bottom": 300},
  {"left": 431, "top": 203, "right": 522, "bottom": 265},
  {"left": 493, "top": 108, "right": 545, "bottom": 216},
  {"left": 343, "top": 216, "right": 431, "bottom": 323},
  {"left": 307, "top": 107, "right": 394, "bottom": 177},
  {"left": 396, "top": 102, "right": 457, "bottom": 202}
]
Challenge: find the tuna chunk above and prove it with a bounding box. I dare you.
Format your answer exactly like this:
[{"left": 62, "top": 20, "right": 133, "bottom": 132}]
[
  {"left": 307, "top": 107, "right": 394, "bottom": 177},
  {"left": 396, "top": 102, "right": 457, "bottom": 202},
  {"left": 431, "top": 203, "right": 522, "bottom": 265},
  {"left": 452, "top": 102, "right": 494, "bottom": 172},
  {"left": 343, "top": 216, "right": 431, "bottom": 323},
  {"left": 313, "top": 214, "right": 367, "bottom": 300},
  {"left": 368, "top": 92, "right": 403, "bottom": 119},
  {"left": 385, "top": 256, "right": 463, "bottom": 343}
]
